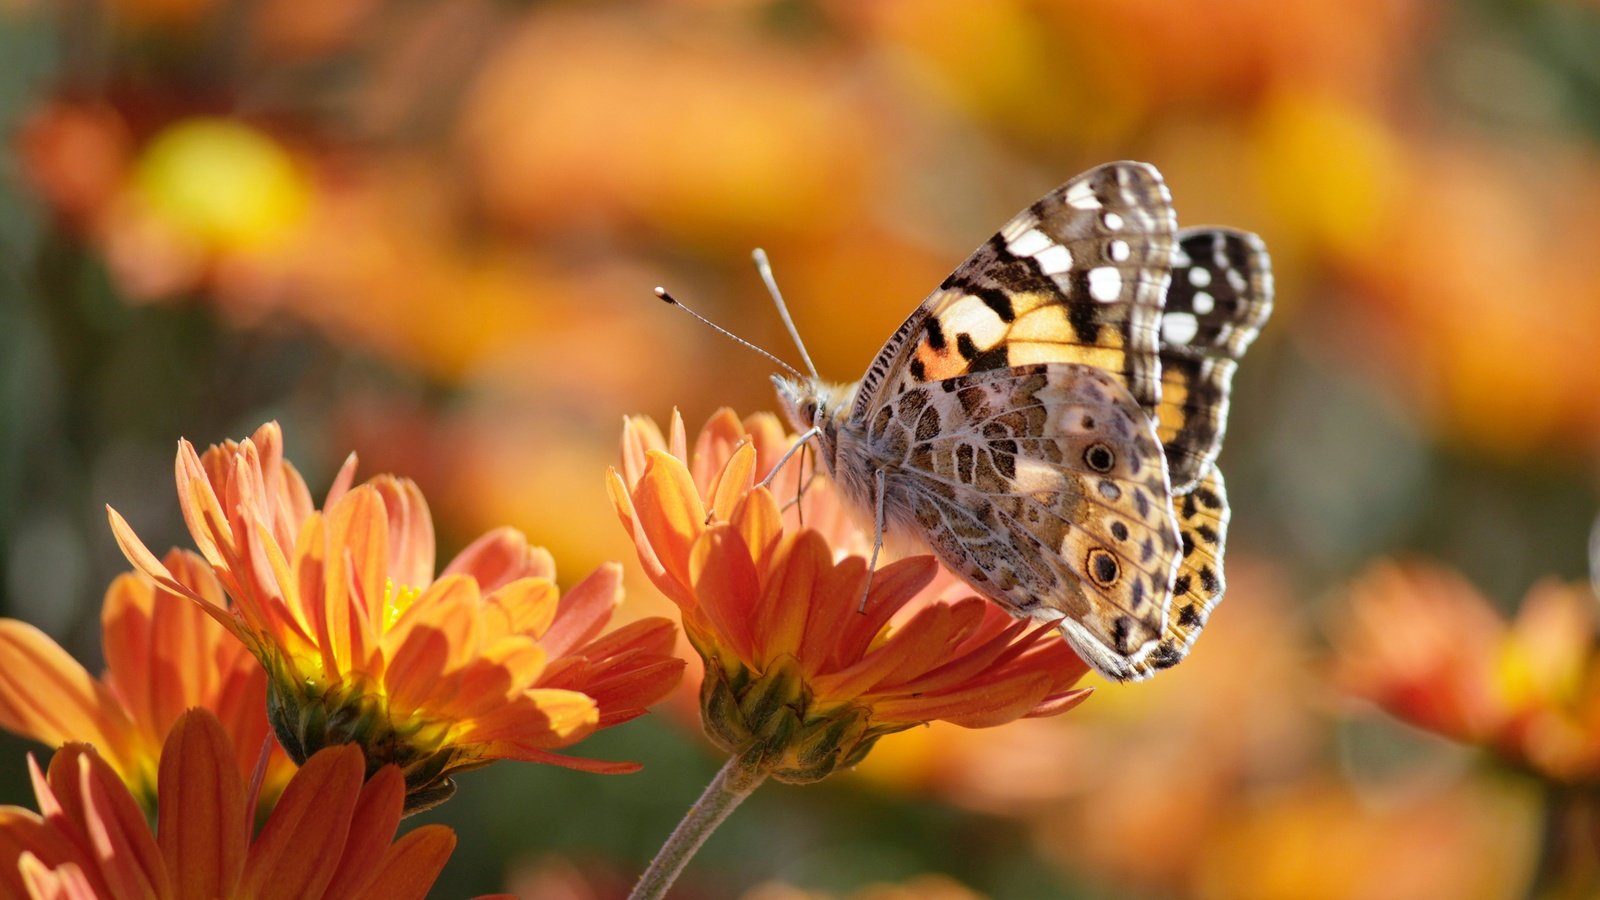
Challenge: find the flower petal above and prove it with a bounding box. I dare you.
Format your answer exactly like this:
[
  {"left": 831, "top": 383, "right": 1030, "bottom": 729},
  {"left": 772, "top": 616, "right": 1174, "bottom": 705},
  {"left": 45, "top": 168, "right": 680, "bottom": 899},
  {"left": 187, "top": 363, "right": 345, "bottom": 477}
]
[
  {"left": 631, "top": 451, "right": 707, "bottom": 597},
  {"left": 349, "top": 825, "right": 456, "bottom": 900},
  {"left": 688, "top": 526, "right": 760, "bottom": 664},
  {"left": 0, "top": 622, "right": 137, "bottom": 778},
  {"left": 237, "top": 743, "right": 365, "bottom": 900},
  {"left": 158, "top": 710, "right": 247, "bottom": 900},
  {"left": 442, "top": 528, "right": 555, "bottom": 592},
  {"left": 320, "top": 766, "right": 404, "bottom": 900},
  {"left": 539, "top": 564, "right": 622, "bottom": 659}
]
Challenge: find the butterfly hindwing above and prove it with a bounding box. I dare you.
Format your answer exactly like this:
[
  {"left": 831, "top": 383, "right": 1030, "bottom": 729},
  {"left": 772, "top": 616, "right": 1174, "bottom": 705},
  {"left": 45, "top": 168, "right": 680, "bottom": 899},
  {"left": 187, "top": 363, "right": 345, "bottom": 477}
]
[
  {"left": 1155, "top": 228, "right": 1273, "bottom": 493},
  {"left": 1127, "top": 464, "right": 1230, "bottom": 680},
  {"left": 860, "top": 362, "right": 1181, "bottom": 679},
  {"left": 849, "top": 162, "right": 1178, "bottom": 423}
]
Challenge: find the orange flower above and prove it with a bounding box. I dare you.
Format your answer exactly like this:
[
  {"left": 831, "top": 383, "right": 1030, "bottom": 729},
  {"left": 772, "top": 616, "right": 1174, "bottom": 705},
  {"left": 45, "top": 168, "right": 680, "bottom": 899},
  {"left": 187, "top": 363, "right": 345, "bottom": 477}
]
[
  {"left": 0, "top": 708, "right": 456, "bottom": 899},
  {"left": 108, "top": 421, "right": 684, "bottom": 810},
  {"left": 0, "top": 550, "right": 293, "bottom": 814},
  {"left": 1332, "top": 559, "right": 1600, "bottom": 783},
  {"left": 608, "top": 410, "right": 1091, "bottom": 783}
]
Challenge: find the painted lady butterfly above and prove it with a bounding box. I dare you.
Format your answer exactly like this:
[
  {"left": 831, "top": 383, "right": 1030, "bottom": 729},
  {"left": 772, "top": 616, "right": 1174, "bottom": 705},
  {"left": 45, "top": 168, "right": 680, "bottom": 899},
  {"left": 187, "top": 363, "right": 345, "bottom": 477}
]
[{"left": 773, "top": 161, "right": 1272, "bottom": 681}]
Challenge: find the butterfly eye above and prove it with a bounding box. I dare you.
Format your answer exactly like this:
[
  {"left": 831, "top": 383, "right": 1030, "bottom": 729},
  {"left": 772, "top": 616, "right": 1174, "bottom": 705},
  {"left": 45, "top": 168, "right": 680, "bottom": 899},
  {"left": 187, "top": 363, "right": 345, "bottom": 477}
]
[
  {"left": 1084, "top": 443, "right": 1116, "bottom": 472},
  {"left": 1086, "top": 548, "right": 1120, "bottom": 586}
]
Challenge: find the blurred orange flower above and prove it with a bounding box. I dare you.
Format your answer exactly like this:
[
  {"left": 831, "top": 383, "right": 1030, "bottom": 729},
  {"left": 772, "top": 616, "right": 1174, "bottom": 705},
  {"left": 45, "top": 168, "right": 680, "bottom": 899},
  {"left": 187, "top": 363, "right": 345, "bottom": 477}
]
[
  {"left": 0, "top": 708, "right": 456, "bottom": 899},
  {"left": 0, "top": 550, "right": 294, "bottom": 814},
  {"left": 1333, "top": 559, "right": 1600, "bottom": 783},
  {"left": 108, "top": 421, "right": 684, "bottom": 810},
  {"left": 608, "top": 410, "right": 1091, "bottom": 782}
]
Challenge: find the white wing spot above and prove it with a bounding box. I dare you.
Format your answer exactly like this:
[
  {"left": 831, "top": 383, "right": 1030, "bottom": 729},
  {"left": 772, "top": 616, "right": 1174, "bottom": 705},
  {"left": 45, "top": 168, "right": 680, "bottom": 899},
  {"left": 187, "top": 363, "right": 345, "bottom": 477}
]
[
  {"left": 1163, "top": 311, "right": 1199, "bottom": 345},
  {"left": 1008, "top": 228, "right": 1051, "bottom": 258},
  {"left": 1102, "top": 212, "right": 1125, "bottom": 231},
  {"left": 1188, "top": 267, "right": 1212, "bottom": 288},
  {"left": 1088, "top": 267, "right": 1122, "bottom": 302},
  {"left": 1066, "top": 180, "right": 1101, "bottom": 210},
  {"left": 1191, "top": 291, "right": 1215, "bottom": 315},
  {"left": 1035, "top": 244, "right": 1073, "bottom": 275},
  {"left": 1109, "top": 239, "right": 1130, "bottom": 262},
  {"left": 1227, "top": 268, "right": 1247, "bottom": 291}
]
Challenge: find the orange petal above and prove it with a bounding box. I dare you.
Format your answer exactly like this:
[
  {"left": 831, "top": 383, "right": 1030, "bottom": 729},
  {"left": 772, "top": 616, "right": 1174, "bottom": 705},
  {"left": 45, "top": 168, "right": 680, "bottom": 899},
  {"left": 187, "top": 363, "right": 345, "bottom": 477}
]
[
  {"left": 828, "top": 556, "right": 938, "bottom": 665},
  {"left": 322, "top": 486, "right": 391, "bottom": 670},
  {"left": 690, "top": 408, "right": 749, "bottom": 492},
  {"left": 158, "top": 710, "right": 248, "bottom": 900},
  {"left": 441, "top": 528, "right": 553, "bottom": 592},
  {"left": 753, "top": 532, "right": 821, "bottom": 666},
  {"left": 688, "top": 526, "right": 760, "bottom": 663},
  {"left": 60, "top": 745, "right": 168, "bottom": 899},
  {"left": 102, "top": 551, "right": 237, "bottom": 749},
  {"left": 450, "top": 639, "right": 547, "bottom": 717},
  {"left": 383, "top": 577, "right": 480, "bottom": 713},
  {"left": 631, "top": 451, "right": 707, "bottom": 592},
  {"left": 106, "top": 506, "right": 246, "bottom": 644},
  {"left": 17, "top": 853, "right": 99, "bottom": 900},
  {"left": 175, "top": 438, "right": 232, "bottom": 567},
  {"left": 0, "top": 808, "right": 79, "bottom": 899},
  {"left": 481, "top": 578, "right": 559, "bottom": 643},
  {"left": 619, "top": 415, "right": 666, "bottom": 488},
  {"left": 0, "top": 622, "right": 136, "bottom": 775},
  {"left": 370, "top": 477, "right": 436, "bottom": 593},
  {"left": 815, "top": 601, "right": 973, "bottom": 700},
  {"left": 237, "top": 743, "right": 365, "bottom": 900},
  {"left": 323, "top": 451, "right": 359, "bottom": 511},
  {"left": 730, "top": 487, "right": 784, "bottom": 573},
  {"left": 320, "top": 766, "right": 404, "bottom": 900},
  {"left": 539, "top": 564, "right": 622, "bottom": 658},
  {"left": 464, "top": 689, "right": 598, "bottom": 747},
  {"left": 707, "top": 442, "right": 757, "bottom": 523},
  {"left": 349, "top": 825, "right": 456, "bottom": 900},
  {"left": 879, "top": 672, "right": 1055, "bottom": 728}
]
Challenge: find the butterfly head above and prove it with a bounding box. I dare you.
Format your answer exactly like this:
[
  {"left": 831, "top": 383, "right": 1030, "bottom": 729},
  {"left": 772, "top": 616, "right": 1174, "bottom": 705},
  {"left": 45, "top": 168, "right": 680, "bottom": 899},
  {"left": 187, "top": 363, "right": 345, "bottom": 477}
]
[{"left": 772, "top": 374, "right": 852, "bottom": 443}]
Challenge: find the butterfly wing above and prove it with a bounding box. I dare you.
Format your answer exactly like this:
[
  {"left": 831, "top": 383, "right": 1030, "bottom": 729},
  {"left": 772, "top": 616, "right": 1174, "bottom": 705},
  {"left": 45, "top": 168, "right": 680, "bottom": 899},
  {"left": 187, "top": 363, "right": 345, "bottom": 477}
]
[
  {"left": 861, "top": 362, "right": 1181, "bottom": 680},
  {"left": 848, "top": 161, "right": 1177, "bottom": 422},
  {"left": 1126, "top": 464, "right": 1230, "bottom": 680},
  {"left": 1155, "top": 228, "right": 1273, "bottom": 493}
]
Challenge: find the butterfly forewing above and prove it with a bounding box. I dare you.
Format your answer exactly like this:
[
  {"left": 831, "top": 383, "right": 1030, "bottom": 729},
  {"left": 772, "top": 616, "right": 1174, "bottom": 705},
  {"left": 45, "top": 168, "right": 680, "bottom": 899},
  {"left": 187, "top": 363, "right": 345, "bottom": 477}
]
[
  {"left": 1155, "top": 228, "right": 1273, "bottom": 493},
  {"left": 849, "top": 161, "right": 1178, "bottom": 422}
]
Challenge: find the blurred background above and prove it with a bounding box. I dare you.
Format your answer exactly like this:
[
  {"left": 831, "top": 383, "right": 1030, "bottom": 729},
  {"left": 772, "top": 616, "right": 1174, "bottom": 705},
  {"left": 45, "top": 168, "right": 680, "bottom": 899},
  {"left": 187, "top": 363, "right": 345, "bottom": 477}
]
[{"left": 2, "top": 0, "right": 1599, "bottom": 897}]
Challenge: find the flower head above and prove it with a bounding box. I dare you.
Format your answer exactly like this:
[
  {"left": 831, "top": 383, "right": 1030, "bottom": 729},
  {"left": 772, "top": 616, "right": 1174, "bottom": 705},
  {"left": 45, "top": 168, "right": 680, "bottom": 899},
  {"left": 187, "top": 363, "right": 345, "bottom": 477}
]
[
  {"left": 0, "top": 550, "right": 293, "bottom": 814},
  {"left": 1332, "top": 559, "right": 1600, "bottom": 783},
  {"left": 0, "top": 709, "right": 455, "bottom": 899},
  {"left": 608, "top": 410, "right": 1091, "bottom": 783},
  {"left": 109, "top": 422, "right": 684, "bottom": 810}
]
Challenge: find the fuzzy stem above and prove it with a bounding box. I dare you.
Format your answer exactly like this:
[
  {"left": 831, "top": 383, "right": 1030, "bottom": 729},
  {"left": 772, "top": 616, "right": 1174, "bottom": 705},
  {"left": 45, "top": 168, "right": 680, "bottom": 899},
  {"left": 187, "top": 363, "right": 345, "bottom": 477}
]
[{"left": 629, "top": 754, "right": 768, "bottom": 900}]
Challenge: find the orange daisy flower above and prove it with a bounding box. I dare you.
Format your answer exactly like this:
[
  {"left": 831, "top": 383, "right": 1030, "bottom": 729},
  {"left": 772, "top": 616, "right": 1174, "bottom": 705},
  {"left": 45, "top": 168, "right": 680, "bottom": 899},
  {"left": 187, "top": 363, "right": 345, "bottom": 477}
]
[
  {"left": 108, "top": 422, "right": 684, "bottom": 811},
  {"left": 608, "top": 410, "right": 1091, "bottom": 783},
  {"left": 1332, "top": 559, "right": 1600, "bottom": 783},
  {"left": 0, "top": 708, "right": 455, "bottom": 899},
  {"left": 0, "top": 549, "right": 293, "bottom": 814}
]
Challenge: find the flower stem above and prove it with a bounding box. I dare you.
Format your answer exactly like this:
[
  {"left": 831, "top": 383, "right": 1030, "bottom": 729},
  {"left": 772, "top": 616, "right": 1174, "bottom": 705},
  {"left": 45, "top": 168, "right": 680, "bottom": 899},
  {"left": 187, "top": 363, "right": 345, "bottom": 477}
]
[
  {"left": 1530, "top": 782, "right": 1600, "bottom": 900},
  {"left": 630, "top": 754, "right": 767, "bottom": 900}
]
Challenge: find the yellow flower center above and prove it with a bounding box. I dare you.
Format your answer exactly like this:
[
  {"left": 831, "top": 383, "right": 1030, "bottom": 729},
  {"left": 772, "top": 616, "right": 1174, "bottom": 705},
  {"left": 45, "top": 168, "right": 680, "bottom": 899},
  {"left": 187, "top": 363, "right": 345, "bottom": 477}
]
[{"left": 383, "top": 578, "right": 423, "bottom": 631}]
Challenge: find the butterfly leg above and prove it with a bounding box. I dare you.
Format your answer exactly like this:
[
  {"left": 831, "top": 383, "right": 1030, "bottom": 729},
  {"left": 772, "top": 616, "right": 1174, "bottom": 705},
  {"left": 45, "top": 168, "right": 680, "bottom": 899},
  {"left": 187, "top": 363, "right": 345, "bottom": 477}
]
[
  {"left": 857, "top": 466, "right": 887, "bottom": 614},
  {"left": 754, "top": 425, "right": 822, "bottom": 491}
]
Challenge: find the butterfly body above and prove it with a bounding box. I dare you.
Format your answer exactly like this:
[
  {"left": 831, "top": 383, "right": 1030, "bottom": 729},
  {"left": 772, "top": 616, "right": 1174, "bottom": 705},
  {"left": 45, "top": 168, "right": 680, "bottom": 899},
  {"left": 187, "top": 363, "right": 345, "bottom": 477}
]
[{"left": 772, "top": 161, "right": 1271, "bottom": 681}]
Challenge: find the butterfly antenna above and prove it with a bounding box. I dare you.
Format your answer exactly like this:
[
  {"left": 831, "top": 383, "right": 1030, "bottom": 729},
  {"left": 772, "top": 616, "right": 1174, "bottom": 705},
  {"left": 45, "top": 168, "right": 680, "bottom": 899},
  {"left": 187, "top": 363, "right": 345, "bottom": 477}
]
[
  {"left": 752, "top": 248, "right": 820, "bottom": 381},
  {"left": 655, "top": 287, "right": 804, "bottom": 380}
]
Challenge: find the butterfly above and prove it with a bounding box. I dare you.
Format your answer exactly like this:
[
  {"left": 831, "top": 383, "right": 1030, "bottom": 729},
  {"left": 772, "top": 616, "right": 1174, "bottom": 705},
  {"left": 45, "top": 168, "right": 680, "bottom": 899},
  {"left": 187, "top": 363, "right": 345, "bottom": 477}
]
[{"left": 773, "top": 161, "right": 1271, "bottom": 681}]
